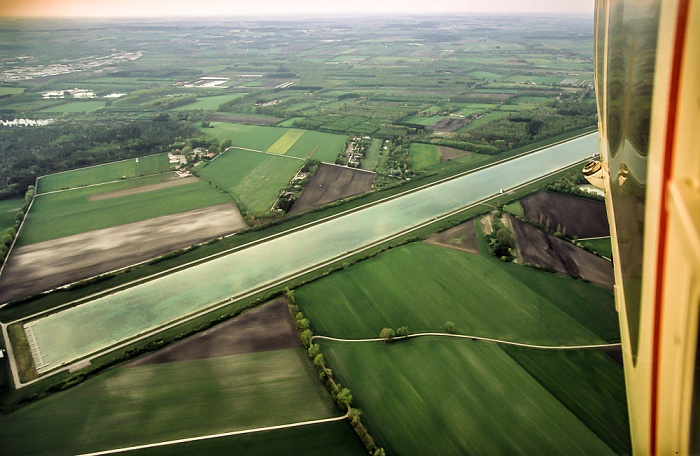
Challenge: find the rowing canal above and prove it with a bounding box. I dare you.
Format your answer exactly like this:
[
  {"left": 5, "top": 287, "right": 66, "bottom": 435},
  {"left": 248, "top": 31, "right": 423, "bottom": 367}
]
[{"left": 27, "top": 133, "right": 598, "bottom": 371}]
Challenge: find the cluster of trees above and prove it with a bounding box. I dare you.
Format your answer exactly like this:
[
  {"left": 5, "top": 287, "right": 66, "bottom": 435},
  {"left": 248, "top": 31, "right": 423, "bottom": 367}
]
[
  {"left": 379, "top": 326, "right": 409, "bottom": 342},
  {"left": 485, "top": 211, "right": 515, "bottom": 261},
  {"left": 0, "top": 117, "right": 199, "bottom": 199},
  {"left": 0, "top": 186, "right": 33, "bottom": 262},
  {"left": 545, "top": 170, "right": 605, "bottom": 202}
]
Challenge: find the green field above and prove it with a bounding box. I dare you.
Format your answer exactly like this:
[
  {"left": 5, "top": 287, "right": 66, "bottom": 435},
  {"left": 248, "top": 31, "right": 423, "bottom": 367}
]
[
  {"left": 401, "top": 115, "right": 442, "bottom": 126},
  {"left": 266, "top": 129, "right": 306, "bottom": 154},
  {"left": 0, "top": 348, "right": 340, "bottom": 455},
  {"left": 503, "top": 200, "right": 524, "bottom": 217},
  {"left": 198, "top": 148, "right": 302, "bottom": 214},
  {"left": 295, "top": 243, "right": 618, "bottom": 345},
  {"left": 467, "top": 70, "right": 504, "bottom": 80},
  {"left": 37, "top": 154, "right": 171, "bottom": 193},
  {"left": 132, "top": 420, "right": 365, "bottom": 456},
  {"left": 203, "top": 122, "right": 287, "bottom": 151},
  {"left": 19, "top": 175, "right": 231, "bottom": 245},
  {"left": 459, "top": 110, "right": 513, "bottom": 131},
  {"left": 285, "top": 130, "right": 347, "bottom": 162},
  {"left": 39, "top": 101, "right": 105, "bottom": 113},
  {"left": 0, "top": 198, "right": 24, "bottom": 231},
  {"left": 583, "top": 237, "right": 613, "bottom": 259},
  {"left": 409, "top": 143, "right": 440, "bottom": 169},
  {"left": 322, "top": 338, "right": 617, "bottom": 455},
  {"left": 503, "top": 345, "right": 631, "bottom": 454},
  {"left": 0, "top": 87, "right": 25, "bottom": 95},
  {"left": 171, "top": 94, "right": 245, "bottom": 110}
]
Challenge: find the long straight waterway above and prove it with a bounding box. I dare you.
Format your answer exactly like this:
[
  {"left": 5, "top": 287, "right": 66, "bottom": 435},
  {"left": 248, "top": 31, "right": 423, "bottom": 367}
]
[{"left": 29, "top": 134, "right": 598, "bottom": 370}]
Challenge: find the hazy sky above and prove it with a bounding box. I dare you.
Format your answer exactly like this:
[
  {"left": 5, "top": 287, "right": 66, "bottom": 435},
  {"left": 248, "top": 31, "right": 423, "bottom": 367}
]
[{"left": 0, "top": 0, "right": 594, "bottom": 18}]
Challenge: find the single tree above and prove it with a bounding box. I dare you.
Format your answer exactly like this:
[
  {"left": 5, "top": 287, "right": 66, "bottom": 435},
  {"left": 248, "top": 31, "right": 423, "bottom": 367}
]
[
  {"left": 396, "top": 326, "right": 409, "bottom": 338},
  {"left": 445, "top": 321, "right": 456, "bottom": 334},
  {"left": 379, "top": 327, "right": 395, "bottom": 342}
]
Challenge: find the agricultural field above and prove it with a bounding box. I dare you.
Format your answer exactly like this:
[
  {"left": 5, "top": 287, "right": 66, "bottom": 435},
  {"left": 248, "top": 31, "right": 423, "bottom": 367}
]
[
  {"left": 409, "top": 143, "right": 440, "bottom": 169},
  {"left": 510, "top": 216, "right": 614, "bottom": 289},
  {"left": 19, "top": 175, "right": 232, "bottom": 245},
  {"left": 0, "top": 202, "right": 246, "bottom": 303},
  {"left": 321, "top": 337, "right": 622, "bottom": 455},
  {"left": 290, "top": 163, "right": 375, "bottom": 214},
  {"left": 266, "top": 129, "right": 306, "bottom": 155},
  {"left": 171, "top": 94, "right": 245, "bottom": 111},
  {"left": 0, "top": 87, "right": 25, "bottom": 95},
  {"left": 36, "top": 154, "right": 171, "bottom": 193},
  {"left": 130, "top": 421, "right": 365, "bottom": 456},
  {"left": 197, "top": 148, "right": 303, "bottom": 214},
  {"left": 295, "top": 242, "right": 619, "bottom": 344},
  {"left": 202, "top": 123, "right": 287, "bottom": 151},
  {"left": 424, "top": 219, "right": 480, "bottom": 254},
  {"left": 520, "top": 191, "right": 610, "bottom": 238},
  {"left": 0, "top": 346, "right": 340, "bottom": 455},
  {"left": 284, "top": 130, "right": 347, "bottom": 162},
  {"left": 39, "top": 101, "right": 105, "bottom": 113}
]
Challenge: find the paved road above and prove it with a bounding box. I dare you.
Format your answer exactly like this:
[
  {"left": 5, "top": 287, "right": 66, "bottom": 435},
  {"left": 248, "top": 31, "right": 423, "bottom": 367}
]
[{"left": 11, "top": 133, "right": 599, "bottom": 382}]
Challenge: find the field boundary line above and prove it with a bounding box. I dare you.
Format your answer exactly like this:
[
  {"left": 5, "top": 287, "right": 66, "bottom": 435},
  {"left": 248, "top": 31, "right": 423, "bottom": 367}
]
[
  {"left": 312, "top": 334, "right": 622, "bottom": 350},
  {"left": 77, "top": 410, "right": 349, "bottom": 456}
]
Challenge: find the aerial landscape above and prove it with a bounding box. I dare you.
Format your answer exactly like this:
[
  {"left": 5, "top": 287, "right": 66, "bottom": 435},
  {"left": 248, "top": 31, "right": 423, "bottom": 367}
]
[{"left": 0, "top": 2, "right": 630, "bottom": 454}]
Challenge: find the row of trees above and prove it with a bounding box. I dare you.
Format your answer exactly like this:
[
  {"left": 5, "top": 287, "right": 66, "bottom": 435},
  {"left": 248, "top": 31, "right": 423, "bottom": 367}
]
[
  {"left": 288, "top": 292, "right": 385, "bottom": 456},
  {"left": 0, "top": 186, "right": 33, "bottom": 263}
]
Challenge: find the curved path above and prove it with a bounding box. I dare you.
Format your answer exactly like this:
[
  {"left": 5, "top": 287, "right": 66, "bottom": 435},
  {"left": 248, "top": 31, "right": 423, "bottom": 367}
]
[
  {"left": 78, "top": 410, "right": 350, "bottom": 456},
  {"left": 312, "top": 333, "right": 621, "bottom": 350}
]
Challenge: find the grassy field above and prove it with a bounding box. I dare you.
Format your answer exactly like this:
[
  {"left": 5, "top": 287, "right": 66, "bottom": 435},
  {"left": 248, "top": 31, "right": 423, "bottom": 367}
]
[
  {"left": 503, "top": 345, "right": 631, "bottom": 454},
  {"left": 459, "top": 110, "right": 513, "bottom": 131},
  {"left": 37, "top": 154, "right": 171, "bottom": 193},
  {"left": 322, "top": 338, "right": 617, "bottom": 455},
  {"left": 19, "top": 176, "right": 232, "bottom": 245},
  {"left": 0, "top": 198, "right": 23, "bottom": 231},
  {"left": 0, "top": 87, "right": 25, "bottom": 95},
  {"left": 583, "top": 237, "right": 613, "bottom": 259},
  {"left": 39, "top": 101, "right": 105, "bottom": 113},
  {"left": 132, "top": 420, "right": 365, "bottom": 456},
  {"left": 0, "top": 348, "right": 340, "bottom": 455},
  {"left": 202, "top": 122, "right": 287, "bottom": 151},
  {"left": 285, "top": 130, "right": 347, "bottom": 162},
  {"left": 266, "top": 129, "right": 306, "bottom": 154},
  {"left": 295, "top": 242, "right": 618, "bottom": 345},
  {"left": 409, "top": 143, "right": 440, "bottom": 169},
  {"left": 171, "top": 94, "right": 244, "bottom": 110},
  {"left": 401, "top": 115, "right": 442, "bottom": 126},
  {"left": 503, "top": 200, "right": 524, "bottom": 217},
  {"left": 198, "top": 148, "right": 302, "bottom": 214},
  {"left": 362, "top": 138, "right": 383, "bottom": 171}
]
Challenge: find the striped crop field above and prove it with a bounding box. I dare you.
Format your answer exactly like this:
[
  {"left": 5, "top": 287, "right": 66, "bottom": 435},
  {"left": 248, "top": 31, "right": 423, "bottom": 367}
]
[{"left": 266, "top": 129, "right": 306, "bottom": 154}]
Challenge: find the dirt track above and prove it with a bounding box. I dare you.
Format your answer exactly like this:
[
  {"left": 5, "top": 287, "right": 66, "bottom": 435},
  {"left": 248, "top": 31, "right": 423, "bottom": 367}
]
[
  {"left": 290, "top": 163, "right": 375, "bottom": 214},
  {"left": 130, "top": 298, "right": 298, "bottom": 365},
  {"left": 510, "top": 216, "right": 614, "bottom": 290},
  {"left": 520, "top": 191, "right": 609, "bottom": 239},
  {"left": 0, "top": 203, "right": 247, "bottom": 303},
  {"left": 425, "top": 220, "right": 480, "bottom": 254}
]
